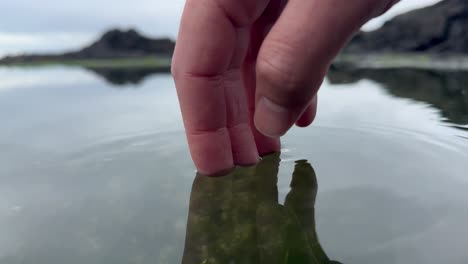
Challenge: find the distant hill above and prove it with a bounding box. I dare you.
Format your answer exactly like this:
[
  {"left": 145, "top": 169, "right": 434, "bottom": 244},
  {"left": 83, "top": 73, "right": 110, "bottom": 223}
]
[
  {"left": 0, "top": 29, "right": 175, "bottom": 64},
  {"left": 71, "top": 29, "right": 175, "bottom": 58},
  {"left": 2, "top": 0, "right": 467, "bottom": 68},
  {"left": 345, "top": 0, "right": 468, "bottom": 53}
]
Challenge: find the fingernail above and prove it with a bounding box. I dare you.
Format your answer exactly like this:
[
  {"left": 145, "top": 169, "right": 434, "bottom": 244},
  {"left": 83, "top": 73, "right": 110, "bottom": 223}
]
[{"left": 254, "top": 97, "right": 291, "bottom": 138}]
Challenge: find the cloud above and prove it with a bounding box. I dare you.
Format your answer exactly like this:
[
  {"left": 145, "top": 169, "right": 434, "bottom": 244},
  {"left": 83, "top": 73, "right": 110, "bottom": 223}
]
[
  {"left": 0, "top": 0, "right": 184, "bottom": 37},
  {"left": 0, "top": 0, "right": 442, "bottom": 56}
]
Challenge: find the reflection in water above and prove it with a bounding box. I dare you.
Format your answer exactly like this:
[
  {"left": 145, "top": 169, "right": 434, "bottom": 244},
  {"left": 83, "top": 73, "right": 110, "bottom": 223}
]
[
  {"left": 86, "top": 67, "right": 167, "bottom": 86},
  {"left": 85, "top": 66, "right": 468, "bottom": 129},
  {"left": 182, "top": 153, "right": 341, "bottom": 264},
  {"left": 1, "top": 67, "right": 468, "bottom": 263},
  {"left": 327, "top": 68, "right": 468, "bottom": 126}
]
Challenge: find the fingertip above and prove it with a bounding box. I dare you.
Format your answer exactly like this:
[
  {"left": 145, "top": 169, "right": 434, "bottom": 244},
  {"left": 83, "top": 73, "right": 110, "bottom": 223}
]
[
  {"left": 253, "top": 97, "right": 292, "bottom": 138},
  {"left": 197, "top": 166, "right": 236, "bottom": 178},
  {"left": 295, "top": 96, "right": 317, "bottom": 128},
  {"left": 187, "top": 128, "right": 235, "bottom": 177},
  {"left": 255, "top": 131, "right": 282, "bottom": 156},
  {"left": 229, "top": 124, "right": 261, "bottom": 166},
  {"left": 295, "top": 115, "right": 313, "bottom": 128}
]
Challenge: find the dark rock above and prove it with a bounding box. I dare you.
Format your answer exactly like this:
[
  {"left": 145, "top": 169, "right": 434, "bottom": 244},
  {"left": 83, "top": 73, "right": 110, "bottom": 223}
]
[
  {"left": 87, "top": 67, "right": 170, "bottom": 86},
  {"left": 66, "top": 29, "right": 175, "bottom": 59},
  {"left": 345, "top": 0, "right": 468, "bottom": 53},
  {"left": 0, "top": 28, "right": 175, "bottom": 63}
]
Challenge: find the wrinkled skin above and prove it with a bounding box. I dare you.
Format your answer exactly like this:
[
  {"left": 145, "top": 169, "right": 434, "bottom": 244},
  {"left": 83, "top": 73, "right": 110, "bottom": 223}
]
[{"left": 172, "top": 0, "right": 399, "bottom": 175}]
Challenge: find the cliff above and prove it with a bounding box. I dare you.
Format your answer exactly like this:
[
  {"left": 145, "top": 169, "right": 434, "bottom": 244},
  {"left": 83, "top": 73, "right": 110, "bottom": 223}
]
[{"left": 345, "top": 0, "right": 468, "bottom": 54}]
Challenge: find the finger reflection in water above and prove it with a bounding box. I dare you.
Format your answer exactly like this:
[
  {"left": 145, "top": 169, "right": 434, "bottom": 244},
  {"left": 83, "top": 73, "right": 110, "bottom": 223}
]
[{"left": 182, "top": 153, "right": 342, "bottom": 264}]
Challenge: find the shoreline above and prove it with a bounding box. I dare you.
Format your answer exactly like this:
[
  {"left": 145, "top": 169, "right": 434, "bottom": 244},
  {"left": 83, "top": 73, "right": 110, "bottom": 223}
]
[
  {"left": 0, "top": 56, "right": 172, "bottom": 70},
  {"left": 2, "top": 53, "right": 468, "bottom": 72},
  {"left": 333, "top": 53, "right": 468, "bottom": 71}
]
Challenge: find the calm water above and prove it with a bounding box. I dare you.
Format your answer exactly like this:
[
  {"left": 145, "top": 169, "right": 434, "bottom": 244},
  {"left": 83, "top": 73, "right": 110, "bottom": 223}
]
[{"left": 0, "top": 66, "right": 467, "bottom": 264}]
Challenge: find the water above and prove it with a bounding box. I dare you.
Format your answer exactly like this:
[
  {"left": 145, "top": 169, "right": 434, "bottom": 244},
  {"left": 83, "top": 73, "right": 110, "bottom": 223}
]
[{"left": 0, "top": 66, "right": 467, "bottom": 264}]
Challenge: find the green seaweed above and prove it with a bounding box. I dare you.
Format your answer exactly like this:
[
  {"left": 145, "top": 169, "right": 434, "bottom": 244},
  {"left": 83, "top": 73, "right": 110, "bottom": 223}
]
[{"left": 182, "top": 153, "right": 342, "bottom": 264}]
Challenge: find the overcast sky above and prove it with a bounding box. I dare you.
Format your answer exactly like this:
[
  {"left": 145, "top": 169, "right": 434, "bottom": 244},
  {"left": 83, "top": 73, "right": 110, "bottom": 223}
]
[{"left": 0, "top": 0, "right": 441, "bottom": 57}]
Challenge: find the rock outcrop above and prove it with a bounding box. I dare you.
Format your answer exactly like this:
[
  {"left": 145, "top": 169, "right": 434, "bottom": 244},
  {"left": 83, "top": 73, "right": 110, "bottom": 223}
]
[
  {"left": 0, "top": 29, "right": 175, "bottom": 63},
  {"left": 345, "top": 0, "right": 468, "bottom": 53},
  {"left": 67, "top": 29, "right": 175, "bottom": 59}
]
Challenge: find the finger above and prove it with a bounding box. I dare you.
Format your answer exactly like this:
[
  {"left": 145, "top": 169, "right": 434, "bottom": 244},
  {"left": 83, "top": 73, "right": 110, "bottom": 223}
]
[
  {"left": 172, "top": 0, "right": 270, "bottom": 175},
  {"left": 295, "top": 95, "right": 318, "bottom": 128},
  {"left": 254, "top": 152, "right": 281, "bottom": 203},
  {"left": 242, "top": 0, "right": 287, "bottom": 156},
  {"left": 183, "top": 170, "right": 235, "bottom": 263},
  {"left": 285, "top": 160, "right": 331, "bottom": 263},
  {"left": 254, "top": 0, "right": 396, "bottom": 137},
  {"left": 243, "top": 60, "right": 281, "bottom": 157},
  {"left": 225, "top": 28, "right": 259, "bottom": 167}
]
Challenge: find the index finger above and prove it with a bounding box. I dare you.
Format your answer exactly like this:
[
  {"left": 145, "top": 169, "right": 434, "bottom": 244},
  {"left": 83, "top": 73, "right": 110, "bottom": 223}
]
[{"left": 172, "top": 0, "right": 270, "bottom": 175}]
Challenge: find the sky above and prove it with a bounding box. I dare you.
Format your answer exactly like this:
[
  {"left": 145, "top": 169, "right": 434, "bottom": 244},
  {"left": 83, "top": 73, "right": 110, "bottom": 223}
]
[{"left": 0, "top": 0, "right": 442, "bottom": 57}]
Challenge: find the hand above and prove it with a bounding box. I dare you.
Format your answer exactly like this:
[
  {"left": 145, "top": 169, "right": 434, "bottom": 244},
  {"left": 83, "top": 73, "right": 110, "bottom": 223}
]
[
  {"left": 182, "top": 153, "right": 342, "bottom": 264},
  {"left": 172, "top": 0, "right": 398, "bottom": 175}
]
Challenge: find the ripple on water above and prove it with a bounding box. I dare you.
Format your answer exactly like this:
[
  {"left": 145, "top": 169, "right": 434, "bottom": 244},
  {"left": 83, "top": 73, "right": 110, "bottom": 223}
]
[{"left": 1, "top": 124, "right": 468, "bottom": 264}]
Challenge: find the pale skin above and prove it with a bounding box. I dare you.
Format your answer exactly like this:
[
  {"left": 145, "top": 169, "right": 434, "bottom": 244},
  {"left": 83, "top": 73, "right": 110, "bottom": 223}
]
[{"left": 172, "top": 0, "right": 399, "bottom": 176}]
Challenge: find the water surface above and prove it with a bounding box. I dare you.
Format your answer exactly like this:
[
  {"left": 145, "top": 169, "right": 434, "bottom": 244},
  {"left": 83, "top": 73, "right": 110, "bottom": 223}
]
[{"left": 0, "top": 66, "right": 467, "bottom": 264}]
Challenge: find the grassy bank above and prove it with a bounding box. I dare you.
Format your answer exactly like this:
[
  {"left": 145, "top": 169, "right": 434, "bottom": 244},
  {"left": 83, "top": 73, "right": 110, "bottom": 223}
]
[
  {"left": 333, "top": 53, "right": 468, "bottom": 71},
  {"left": 3, "top": 53, "right": 468, "bottom": 71},
  {"left": 0, "top": 56, "right": 172, "bottom": 70}
]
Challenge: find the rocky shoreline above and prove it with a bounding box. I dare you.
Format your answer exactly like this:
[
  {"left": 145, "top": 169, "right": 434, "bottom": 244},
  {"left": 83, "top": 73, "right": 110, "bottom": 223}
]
[
  {"left": 345, "top": 0, "right": 468, "bottom": 54},
  {"left": 333, "top": 53, "right": 468, "bottom": 71}
]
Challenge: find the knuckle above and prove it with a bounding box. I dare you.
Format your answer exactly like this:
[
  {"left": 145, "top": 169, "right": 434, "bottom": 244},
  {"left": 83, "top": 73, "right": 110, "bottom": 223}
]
[
  {"left": 256, "top": 56, "right": 307, "bottom": 106},
  {"left": 170, "top": 64, "right": 178, "bottom": 80},
  {"left": 171, "top": 56, "right": 184, "bottom": 83},
  {"left": 256, "top": 49, "right": 302, "bottom": 96},
  {"left": 170, "top": 57, "right": 182, "bottom": 81},
  {"left": 256, "top": 38, "right": 327, "bottom": 106},
  {"left": 212, "top": 0, "right": 268, "bottom": 26}
]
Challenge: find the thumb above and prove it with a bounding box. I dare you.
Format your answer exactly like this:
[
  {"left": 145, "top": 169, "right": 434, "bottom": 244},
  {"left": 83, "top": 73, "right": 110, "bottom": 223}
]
[{"left": 254, "top": 0, "right": 396, "bottom": 137}]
